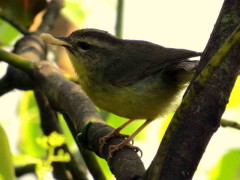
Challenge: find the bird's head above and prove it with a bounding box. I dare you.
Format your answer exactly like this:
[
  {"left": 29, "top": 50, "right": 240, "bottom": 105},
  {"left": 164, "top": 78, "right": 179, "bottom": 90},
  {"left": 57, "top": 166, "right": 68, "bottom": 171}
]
[{"left": 41, "top": 29, "right": 122, "bottom": 73}]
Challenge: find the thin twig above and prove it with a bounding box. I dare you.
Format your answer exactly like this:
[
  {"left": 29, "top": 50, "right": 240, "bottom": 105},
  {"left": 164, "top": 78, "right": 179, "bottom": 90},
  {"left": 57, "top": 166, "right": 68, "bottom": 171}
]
[
  {"left": 0, "top": 14, "right": 28, "bottom": 35},
  {"left": 15, "top": 164, "right": 36, "bottom": 177},
  {"left": 35, "top": 90, "right": 88, "bottom": 180},
  {"left": 0, "top": 75, "right": 14, "bottom": 96},
  {"left": 63, "top": 114, "right": 107, "bottom": 180},
  {"left": 0, "top": 49, "right": 35, "bottom": 73},
  {"left": 221, "top": 119, "right": 240, "bottom": 130},
  {"left": 115, "top": 0, "right": 124, "bottom": 38}
]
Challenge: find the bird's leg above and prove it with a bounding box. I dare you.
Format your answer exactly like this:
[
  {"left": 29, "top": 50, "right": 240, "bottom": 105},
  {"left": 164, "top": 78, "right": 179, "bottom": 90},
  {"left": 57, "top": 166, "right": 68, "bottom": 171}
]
[
  {"left": 111, "top": 119, "right": 135, "bottom": 135},
  {"left": 108, "top": 119, "right": 153, "bottom": 161},
  {"left": 99, "top": 119, "right": 134, "bottom": 155}
]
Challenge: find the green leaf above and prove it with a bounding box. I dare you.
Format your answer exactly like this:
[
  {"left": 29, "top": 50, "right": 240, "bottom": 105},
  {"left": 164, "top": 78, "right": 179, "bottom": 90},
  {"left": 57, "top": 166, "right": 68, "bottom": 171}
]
[
  {"left": 224, "top": 77, "right": 240, "bottom": 123},
  {"left": 159, "top": 113, "right": 174, "bottom": 140},
  {"left": 227, "top": 77, "right": 240, "bottom": 109},
  {"left": 0, "top": 19, "right": 19, "bottom": 47},
  {"left": 17, "top": 91, "right": 46, "bottom": 158},
  {"left": 0, "top": 125, "right": 15, "bottom": 180},
  {"left": 13, "top": 154, "right": 38, "bottom": 166},
  {"left": 210, "top": 149, "right": 240, "bottom": 180},
  {"left": 62, "top": 0, "right": 85, "bottom": 26},
  {"left": 96, "top": 155, "right": 114, "bottom": 180},
  {"left": 58, "top": 114, "right": 76, "bottom": 149}
]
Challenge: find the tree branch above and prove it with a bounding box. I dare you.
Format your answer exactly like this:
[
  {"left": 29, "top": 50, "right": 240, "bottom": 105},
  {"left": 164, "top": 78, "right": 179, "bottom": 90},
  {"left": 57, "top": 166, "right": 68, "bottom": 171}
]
[
  {"left": 115, "top": 0, "right": 124, "bottom": 38},
  {"left": 0, "top": 75, "right": 14, "bottom": 96},
  {"left": 0, "top": 38, "right": 145, "bottom": 180},
  {"left": 0, "top": 49, "right": 34, "bottom": 72},
  {"left": 15, "top": 164, "right": 36, "bottom": 177},
  {"left": 34, "top": 90, "right": 88, "bottom": 180},
  {"left": 145, "top": 0, "right": 240, "bottom": 179},
  {"left": 33, "top": 62, "right": 145, "bottom": 180},
  {"left": 221, "top": 119, "right": 240, "bottom": 130},
  {"left": 0, "top": 35, "right": 46, "bottom": 95},
  {"left": 37, "top": 0, "right": 64, "bottom": 33},
  {"left": 0, "top": 14, "right": 28, "bottom": 35}
]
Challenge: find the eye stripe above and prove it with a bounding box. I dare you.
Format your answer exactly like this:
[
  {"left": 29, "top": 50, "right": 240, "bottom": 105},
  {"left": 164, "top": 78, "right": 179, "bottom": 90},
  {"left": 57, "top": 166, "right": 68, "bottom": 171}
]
[{"left": 76, "top": 41, "right": 92, "bottom": 50}]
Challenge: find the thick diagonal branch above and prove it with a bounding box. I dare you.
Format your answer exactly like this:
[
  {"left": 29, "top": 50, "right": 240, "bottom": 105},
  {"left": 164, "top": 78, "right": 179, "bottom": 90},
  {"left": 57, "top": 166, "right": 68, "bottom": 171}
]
[{"left": 145, "top": 0, "right": 240, "bottom": 179}]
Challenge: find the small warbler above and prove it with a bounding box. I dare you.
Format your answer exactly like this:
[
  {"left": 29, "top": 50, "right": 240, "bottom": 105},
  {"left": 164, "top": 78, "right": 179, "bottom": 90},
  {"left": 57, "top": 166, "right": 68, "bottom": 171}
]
[{"left": 41, "top": 29, "right": 200, "bottom": 159}]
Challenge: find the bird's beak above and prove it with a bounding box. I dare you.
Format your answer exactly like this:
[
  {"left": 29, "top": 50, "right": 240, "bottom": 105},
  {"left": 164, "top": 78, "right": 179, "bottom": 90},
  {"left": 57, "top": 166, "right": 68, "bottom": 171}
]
[{"left": 40, "top": 33, "right": 72, "bottom": 48}]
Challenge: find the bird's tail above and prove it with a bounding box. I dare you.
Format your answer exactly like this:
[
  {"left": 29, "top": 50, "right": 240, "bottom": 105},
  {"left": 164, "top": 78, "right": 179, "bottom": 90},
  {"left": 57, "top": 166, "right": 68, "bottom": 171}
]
[{"left": 168, "top": 60, "right": 199, "bottom": 84}]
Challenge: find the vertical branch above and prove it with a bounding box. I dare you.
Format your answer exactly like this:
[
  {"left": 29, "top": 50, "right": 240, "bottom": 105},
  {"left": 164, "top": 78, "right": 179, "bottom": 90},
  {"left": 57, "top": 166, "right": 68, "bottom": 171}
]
[
  {"left": 104, "top": 0, "right": 124, "bottom": 120},
  {"left": 37, "top": 0, "right": 64, "bottom": 33},
  {"left": 62, "top": 115, "right": 107, "bottom": 180},
  {"left": 34, "top": 90, "right": 88, "bottom": 180},
  {"left": 144, "top": 0, "right": 240, "bottom": 179},
  {"left": 80, "top": 149, "right": 107, "bottom": 180},
  {"left": 115, "top": 0, "right": 124, "bottom": 38}
]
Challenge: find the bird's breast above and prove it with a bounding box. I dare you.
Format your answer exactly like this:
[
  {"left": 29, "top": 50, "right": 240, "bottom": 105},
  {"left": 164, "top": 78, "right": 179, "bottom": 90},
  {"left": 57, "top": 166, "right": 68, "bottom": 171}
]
[{"left": 79, "top": 74, "right": 183, "bottom": 120}]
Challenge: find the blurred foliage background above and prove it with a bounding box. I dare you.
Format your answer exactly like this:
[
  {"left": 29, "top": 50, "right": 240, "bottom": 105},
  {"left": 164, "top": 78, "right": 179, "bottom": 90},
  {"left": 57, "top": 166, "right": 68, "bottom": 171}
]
[{"left": 0, "top": 0, "right": 240, "bottom": 179}]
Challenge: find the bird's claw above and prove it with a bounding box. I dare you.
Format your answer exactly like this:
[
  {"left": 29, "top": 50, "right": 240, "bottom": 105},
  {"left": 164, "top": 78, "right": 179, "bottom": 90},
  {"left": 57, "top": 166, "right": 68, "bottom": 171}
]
[
  {"left": 107, "top": 143, "right": 142, "bottom": 162},
  {"left": 99, "top": 132, "right": 129, "bottom": 155}
]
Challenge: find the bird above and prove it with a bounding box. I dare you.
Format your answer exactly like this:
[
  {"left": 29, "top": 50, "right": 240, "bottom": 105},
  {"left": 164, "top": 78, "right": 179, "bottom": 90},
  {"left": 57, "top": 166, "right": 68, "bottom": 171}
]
[{"left": 41, "top": 29, "right": 201, "bottom": 160}]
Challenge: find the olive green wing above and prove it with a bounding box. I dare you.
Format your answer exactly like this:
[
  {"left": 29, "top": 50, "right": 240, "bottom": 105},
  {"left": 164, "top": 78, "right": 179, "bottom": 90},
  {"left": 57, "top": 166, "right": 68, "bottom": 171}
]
[{"left": 104, "top": 40, "right": 201, "bottom": 86}]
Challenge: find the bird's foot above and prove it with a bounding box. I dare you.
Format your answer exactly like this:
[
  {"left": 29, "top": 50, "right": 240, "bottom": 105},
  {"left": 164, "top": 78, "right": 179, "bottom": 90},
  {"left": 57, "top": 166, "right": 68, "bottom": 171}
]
[
  {"left": 107, "top": 143, "right": 142, "bottom": 162},
  {"left": 99, "top": 131, "right": 129, "bottom": 155}
]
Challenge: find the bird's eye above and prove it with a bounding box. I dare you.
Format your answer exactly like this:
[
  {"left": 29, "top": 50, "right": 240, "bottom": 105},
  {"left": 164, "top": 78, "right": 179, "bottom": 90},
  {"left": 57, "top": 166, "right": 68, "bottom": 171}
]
[{"left": 77, "top": 41, "right": 92, "bottom": 50}]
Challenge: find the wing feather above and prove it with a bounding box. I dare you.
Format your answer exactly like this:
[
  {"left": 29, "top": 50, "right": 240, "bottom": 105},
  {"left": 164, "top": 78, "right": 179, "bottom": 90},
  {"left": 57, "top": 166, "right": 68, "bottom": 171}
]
[{"left": 104, "top": 40, "right": 201, "bottom": 86}]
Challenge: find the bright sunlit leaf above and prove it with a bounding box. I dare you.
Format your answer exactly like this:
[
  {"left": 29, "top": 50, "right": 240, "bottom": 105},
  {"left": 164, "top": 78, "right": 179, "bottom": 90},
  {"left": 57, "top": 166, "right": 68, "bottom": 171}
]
[
  {"left": 62, "top": 0, "right": 86, "bottom": 26},
  {"left": 227, "top": 77, "right": 240, "bottom": 109},
  {"left": 96, "top": 155, "right": 114, "bottom": 180},
  {"left": 35, "top": 132, "right": 70, "bottom": 180},
  {"left": 17, "top": 91, "right": 46, "bottom": 158},
  {"left": 58, "top": 114, "right": 76, "bottom": 150},
  {"left": 0, "top": 125, "right": 14, "bottom": 180},
  {"left": 210, "top": 149, "right": 240, "bottom": 180},
  {"left": 0, "top": 19, "right": 19, "bottom": 47}
]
